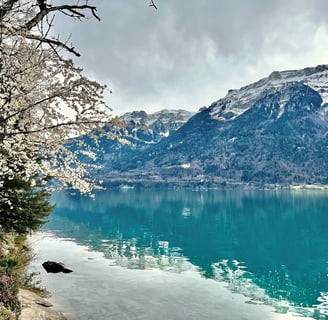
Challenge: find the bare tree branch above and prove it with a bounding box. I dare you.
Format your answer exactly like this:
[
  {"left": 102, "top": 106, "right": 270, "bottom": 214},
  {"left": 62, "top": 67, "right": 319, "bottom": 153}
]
[
  {"left": 0, "top": 24, "right": 81, "bottom": 56},
  {"left": 149, "top": 0, "right": 158, "bottom": 10},
  {"left": 37, "top": 0, "right": 47, "bottom": 11},
  {"left": 24, "top": 32, "right": 81, "bottom": 56},
  {"left": 24, "top": 4, "right": 100, "bottom": 30}
]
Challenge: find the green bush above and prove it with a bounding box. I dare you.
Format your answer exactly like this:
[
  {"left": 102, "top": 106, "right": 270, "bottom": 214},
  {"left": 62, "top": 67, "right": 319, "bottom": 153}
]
[
  {"left": 0, "top": 272, "right": 20, "bottom": 317},
  {"left": 0, "top": 258, "right": 19, "bottom": 273},
  {"left": 0, "top": 235, "right": 33, "bottom": 318},
  {"left": 0, "top": 307, "right": 15, "bottom": 320},
  {"left": 0, "top": 177, "right": 53, "bottom": 318}
]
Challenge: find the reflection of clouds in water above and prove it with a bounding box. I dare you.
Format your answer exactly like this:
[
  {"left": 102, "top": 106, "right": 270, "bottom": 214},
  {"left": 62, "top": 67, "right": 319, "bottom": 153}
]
[
  {"left": 315, "top": 292, "right": 328, "bottom": 317},
  {"left": 93, "top": 235, "right": 328, "bottom": 319},
  {"left": 47, "top": 189, "right": 328, "bottom": 318},
  {"left": 181, "top": 207, "right": 191, "bottom": 217},
  {"left": 212, "top": 259, "right": 325, "bottom": 319},
  {"left": 100, "top": 237, "right": 191, "bottom": 273},
  {"left": 32, "top": 233, "right": 305, "bottom": 320}
]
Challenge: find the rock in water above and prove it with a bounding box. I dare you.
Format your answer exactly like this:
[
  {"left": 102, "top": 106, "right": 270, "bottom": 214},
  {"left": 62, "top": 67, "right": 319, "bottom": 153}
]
[{"left": 42, "top": 261, "right": 73, "bottom": 273}]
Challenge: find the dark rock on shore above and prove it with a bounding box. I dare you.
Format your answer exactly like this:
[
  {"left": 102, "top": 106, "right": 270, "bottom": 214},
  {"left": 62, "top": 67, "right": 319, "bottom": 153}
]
[{"left": 42, "top": 261, "right": 73, "bottom": 274}]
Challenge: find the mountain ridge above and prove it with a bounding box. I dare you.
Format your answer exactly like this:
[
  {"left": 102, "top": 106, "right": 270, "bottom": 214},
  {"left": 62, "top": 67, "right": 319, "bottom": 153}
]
[
  {"left": 94, "top": 65, "right": 328, "bottom": 189},
  {"left": 84, "top": 109, "right": 195, "bottom": 169},
  {"left": 209, "top": 64, "right": 328, "bottom": 121}
]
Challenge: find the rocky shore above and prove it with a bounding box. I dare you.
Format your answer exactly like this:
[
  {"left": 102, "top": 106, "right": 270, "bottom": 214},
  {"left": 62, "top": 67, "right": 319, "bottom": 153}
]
[{"left": 18, "top": 289, "right": 66, "bottom": 320}]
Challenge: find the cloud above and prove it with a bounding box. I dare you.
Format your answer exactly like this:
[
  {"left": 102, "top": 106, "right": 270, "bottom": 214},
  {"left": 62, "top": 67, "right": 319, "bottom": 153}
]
[{"left": 53, "top": 0, "right": 328, "bottom": 115}]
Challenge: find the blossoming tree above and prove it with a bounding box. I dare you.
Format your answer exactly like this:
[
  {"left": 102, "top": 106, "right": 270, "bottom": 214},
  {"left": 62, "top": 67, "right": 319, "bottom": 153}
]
[
  {"left": 0, "top": 0, "right": 118, "bottom": 195},
  {"left": 0, "top": 0, "right": 133, "bottom": 233}
]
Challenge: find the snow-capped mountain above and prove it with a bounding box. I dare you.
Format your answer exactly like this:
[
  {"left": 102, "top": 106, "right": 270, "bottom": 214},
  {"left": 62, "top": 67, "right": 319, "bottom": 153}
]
[
  {"left": 209, "top": 64, "right": 328, "bottom": 121},
  {"left": 88, "top": 109, "right": 194, "bottom": 168},
  {"left": 120, "top": 109, "right": 194, "bottom": 142},
  {"left": 98, "top": 65, "right": 328, "bottom": 188}
]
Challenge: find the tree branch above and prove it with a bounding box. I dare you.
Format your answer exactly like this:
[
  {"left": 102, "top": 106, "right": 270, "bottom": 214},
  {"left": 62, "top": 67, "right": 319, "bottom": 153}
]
[
  {"left": 37, "top": 0, "right": 47, "bottom": 11},
  {"left": 0, "top": 0, "right": 19, "bottom": 22},
  {"left": 0, "top": 92, "right": 63, "bottom": 126},
  {"left": 149, "top": 0, "right": 158, "bottom": 10},
  {"left": 24, "top": 32, "right": 81, "bottom": 56},
  {"left": 0, "top": 23, "right": 81, "bottom": 56},
  {"left": 24, "top": 4, "right": 100, "bottom": 30},
  {"left": 6, "top": 120, "right": 109, "bottom": 137}
]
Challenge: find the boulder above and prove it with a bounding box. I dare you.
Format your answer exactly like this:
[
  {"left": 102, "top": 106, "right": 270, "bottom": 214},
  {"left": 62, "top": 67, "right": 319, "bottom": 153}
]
[{"left": 42, "top": 261, "right": 73, "bottom": 274}]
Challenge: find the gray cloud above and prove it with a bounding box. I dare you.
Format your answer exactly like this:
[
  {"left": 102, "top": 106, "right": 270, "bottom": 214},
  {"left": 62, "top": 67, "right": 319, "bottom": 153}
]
[{"left": 54, "top": 0, "right": 328, "bottom": 115}]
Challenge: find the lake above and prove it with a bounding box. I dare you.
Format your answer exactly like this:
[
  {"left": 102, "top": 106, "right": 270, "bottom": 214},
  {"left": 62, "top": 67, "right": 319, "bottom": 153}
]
[{"left": 29, "top": 188, "right": 328, "bottom": 319}]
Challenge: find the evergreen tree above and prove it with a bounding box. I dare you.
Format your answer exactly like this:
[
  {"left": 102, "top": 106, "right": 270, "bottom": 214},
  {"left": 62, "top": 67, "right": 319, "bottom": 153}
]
[{"left": 0, "top": 177, "right": 53, "bottom": 234}]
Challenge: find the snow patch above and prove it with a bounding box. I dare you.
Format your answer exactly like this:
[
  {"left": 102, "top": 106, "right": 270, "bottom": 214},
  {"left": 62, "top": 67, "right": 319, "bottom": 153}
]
[
  {"left": 160, "top": 131, "right": 170, "bottom": 137},
  {"left": 210, "top": 65, "right": 328, "bottom": 120}
]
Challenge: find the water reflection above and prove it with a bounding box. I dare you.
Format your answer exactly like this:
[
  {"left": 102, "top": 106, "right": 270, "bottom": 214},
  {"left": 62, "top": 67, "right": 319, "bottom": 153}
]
[{"left": 45, "top": 188, "right": 328, "bottom": 318}]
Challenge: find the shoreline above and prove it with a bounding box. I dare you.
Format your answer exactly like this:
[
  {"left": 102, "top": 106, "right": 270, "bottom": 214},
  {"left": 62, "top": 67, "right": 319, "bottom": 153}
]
[
  {"left": 29, "top": 233, "right": 318, "bottom": 320},
  {"left": 18, "top": 288, "right": 66, "bottom": 320}
]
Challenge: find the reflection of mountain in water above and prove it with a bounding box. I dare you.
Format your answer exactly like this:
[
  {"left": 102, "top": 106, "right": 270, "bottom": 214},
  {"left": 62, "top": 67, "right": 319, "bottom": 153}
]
[{"left": 46, "top": 189, "right": 328, "bottom": 315}]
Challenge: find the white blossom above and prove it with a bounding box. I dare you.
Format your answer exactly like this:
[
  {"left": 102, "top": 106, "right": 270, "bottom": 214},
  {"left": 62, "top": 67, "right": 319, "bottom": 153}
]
[{"left": 0, "top": 0, "right": 118, "bottom": 195}]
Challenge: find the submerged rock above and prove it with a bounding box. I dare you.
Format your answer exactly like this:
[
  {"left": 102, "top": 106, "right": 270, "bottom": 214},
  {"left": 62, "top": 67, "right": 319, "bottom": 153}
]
[{"left": 42, "top": 261, "right": 73, "bottom": 274}]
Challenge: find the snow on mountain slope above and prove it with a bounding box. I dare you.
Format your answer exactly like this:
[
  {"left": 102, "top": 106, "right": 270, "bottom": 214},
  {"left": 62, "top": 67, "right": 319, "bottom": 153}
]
[
  {"left": 119, "top": 109, "right": 195, "bottom": 141},
  {"left": 147, "top": 109, "right": 194, "bottom": 126},
  {"left": 94, "top": 65, "right": 328, "bottom": 187},
  {"left": 121, "top": 109, "right": 194, "bottom": 126},
  {"left": 210, "top": 64, "right": 328, "bottom": 120}
]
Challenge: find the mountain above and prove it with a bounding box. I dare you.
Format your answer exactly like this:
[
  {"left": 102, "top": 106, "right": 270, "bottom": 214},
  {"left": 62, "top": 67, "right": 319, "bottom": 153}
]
[
  {"left": 96, "top": 65, "right": 328, "bottom": 188},
  {"left": 87, "top": 109, "right": 195, "bottom": 168},
  {"left": 119, "top": 109, "right": 195, "bottom": 143}
]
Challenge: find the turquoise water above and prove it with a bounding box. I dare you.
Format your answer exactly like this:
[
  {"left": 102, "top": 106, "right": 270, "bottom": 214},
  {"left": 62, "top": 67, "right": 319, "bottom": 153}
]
[{"left": 32, "top": 189, "right": 328, "bottom": 319}]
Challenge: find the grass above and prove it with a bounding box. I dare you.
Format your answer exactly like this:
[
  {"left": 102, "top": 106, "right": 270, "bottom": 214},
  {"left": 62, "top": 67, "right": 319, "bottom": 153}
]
[{"left": 0, "top": 232, "right": 47, "bottom": 319}]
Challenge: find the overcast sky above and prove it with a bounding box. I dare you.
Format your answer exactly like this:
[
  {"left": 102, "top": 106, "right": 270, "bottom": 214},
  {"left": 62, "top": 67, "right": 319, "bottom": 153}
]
[{"left": 55, "top": 0, "right": 328, "bottom": 116}]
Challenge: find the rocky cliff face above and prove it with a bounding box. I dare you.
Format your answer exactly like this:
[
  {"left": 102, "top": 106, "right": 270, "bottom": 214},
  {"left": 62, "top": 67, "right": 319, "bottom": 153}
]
[
  {"left": 119, "top": 109, "right": 194, "bottom": 143},
  {"left": 86, "top": 109, "right": 195, "bottom": 169},
  {"left": 95, "top": 65, "right": 328, "bottom": 188}
]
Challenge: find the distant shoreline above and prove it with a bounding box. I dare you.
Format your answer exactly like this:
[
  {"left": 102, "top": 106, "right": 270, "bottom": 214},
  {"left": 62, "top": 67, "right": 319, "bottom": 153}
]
[
  {"left": 102, "top": 179, "right": 328, "bottom": 192},
  {"left": 290, "top": 184, "right": 328, "bottom": 191}
]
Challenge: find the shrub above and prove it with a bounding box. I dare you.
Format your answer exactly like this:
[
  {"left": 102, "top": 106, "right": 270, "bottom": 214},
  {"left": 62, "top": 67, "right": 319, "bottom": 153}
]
[
  {"left": 0, "top": 272, "right": 20, "bottom": 317},
  {"left": 0, "top": 258, "right": 19, "bottom": 273},
  {"left": 0, "top": 307, "right": 15, "bottom": 320}
]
